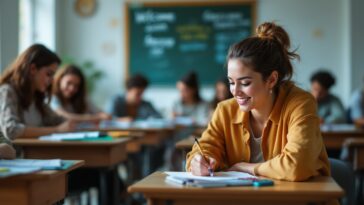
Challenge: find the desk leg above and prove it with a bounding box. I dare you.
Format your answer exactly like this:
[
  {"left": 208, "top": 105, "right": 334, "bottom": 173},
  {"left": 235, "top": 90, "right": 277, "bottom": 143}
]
[
  {"left": 181, "top": 149, "right": 186, "bottom": 171},
  {"left": 356, "top": 172, "right": 363, "bottom": 205},
  {"left": 99, "top": 168, "right": 108, "bottom": 205},
  {"left": 111, "top": 166, "right": 121, "bottom": 205},
  {"left": 142, "top": 146, "right": 152, "bottom": 177}
]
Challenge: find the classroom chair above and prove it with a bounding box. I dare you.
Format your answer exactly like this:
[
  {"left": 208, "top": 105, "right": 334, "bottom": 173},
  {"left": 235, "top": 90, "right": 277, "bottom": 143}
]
[
  {"left": 341, "top": 138, "right": 364, "bottom": 205},
  {"left": 329, "top": 158, "right": 355, "bottom": 205}
]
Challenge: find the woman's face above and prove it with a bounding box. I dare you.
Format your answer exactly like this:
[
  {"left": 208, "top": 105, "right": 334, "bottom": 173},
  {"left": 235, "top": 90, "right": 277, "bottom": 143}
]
[
  {"left": 177, "top": 81, "right": 195, "bottom": 103},
  {"left": 227, "top": 58, "right": 272, "bottom": 112},
  {"left": 59, "top": 74, "right": 81, "bottom": 99},
  {"left": 32, "top": 63, "right": 58, "bottom": 93}
]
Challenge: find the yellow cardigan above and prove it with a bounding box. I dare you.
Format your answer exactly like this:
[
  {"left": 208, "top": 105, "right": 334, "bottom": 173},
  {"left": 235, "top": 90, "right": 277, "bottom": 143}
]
[{"left": 186, "top": 81, "right": 330, "bottom": 182}]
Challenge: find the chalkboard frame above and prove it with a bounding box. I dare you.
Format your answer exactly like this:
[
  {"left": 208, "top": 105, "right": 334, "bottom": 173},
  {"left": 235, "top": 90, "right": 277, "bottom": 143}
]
[{"left": 124, "top": 0, "right": 257, "bottom": 86}]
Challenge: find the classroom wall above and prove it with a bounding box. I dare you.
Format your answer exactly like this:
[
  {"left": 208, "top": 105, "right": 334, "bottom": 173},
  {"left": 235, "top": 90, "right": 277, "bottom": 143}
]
[
  {"left": 0, "top": 0, "right": 19, "bottom": 71},
  {"left": 351, "top": 0, "right": 364, "bottom": 94},
  {"left": 57, "top": 0, "right": 358, "bottom": 117}
]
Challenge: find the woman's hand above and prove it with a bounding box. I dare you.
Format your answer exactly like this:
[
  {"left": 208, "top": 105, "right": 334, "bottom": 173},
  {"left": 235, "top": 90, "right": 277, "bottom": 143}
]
[
  {"left": 56, "top": 120, "right": 77, "bottom": 132},
  {"left": 227, "top": 162, "right": 260, "bottom": 176},
  {"left": 0, "top": 143, "right": 16, "bottom": 159},
  {"left": 98, "top": 112, "right": 112, "bottom": 121},
  {"left": 190, "top": 154, "right": 216, "bottom": 176}
]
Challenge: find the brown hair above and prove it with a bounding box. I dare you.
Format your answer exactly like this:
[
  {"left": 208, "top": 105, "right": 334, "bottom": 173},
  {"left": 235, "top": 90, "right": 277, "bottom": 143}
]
[
  {"left": 52, "top": 64, "right": 87, "bottom": 114},
  {"left": 0, "top": 44, "right": 61, "bottom": 116},
  {"left": 227, "top": 22, "right": 299, "bottom": 91},
  {"left": 179, "top": 71, "right": 202, "bottom": 103}
]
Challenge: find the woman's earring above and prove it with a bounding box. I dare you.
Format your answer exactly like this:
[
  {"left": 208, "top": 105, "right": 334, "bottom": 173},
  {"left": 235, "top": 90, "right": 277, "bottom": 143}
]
[{"left": 270, "top": 89, "right": 273, "bottom": 94}]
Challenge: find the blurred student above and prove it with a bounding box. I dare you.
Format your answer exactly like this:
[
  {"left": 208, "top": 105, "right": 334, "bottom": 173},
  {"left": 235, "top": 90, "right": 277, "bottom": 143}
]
[
  {"left": 51, "top": 64, "right": 111, "bottom": 121},
  {"left": 0, "top": 143, "right": 16, "bottom": 159},
  {"left": 108, "top": 74, "right": 161, "bottom": 121},
  {"left": 173, "top": 71, "right": 209, "bottom": 126},
  {"left": 310, "top": 70, "right": 346, "bottom": 124},
  {"left": 349, "top": 76, "right": 364, "bottom": 127},
  {"left": 210, "top": 77, "right": 233, "bottom": 110},
  {"left": 187, "top": 22, "right": 329, "bottom": 182},
  {"left": 0, "top": 44, "right": 75, "bottom": 143}
]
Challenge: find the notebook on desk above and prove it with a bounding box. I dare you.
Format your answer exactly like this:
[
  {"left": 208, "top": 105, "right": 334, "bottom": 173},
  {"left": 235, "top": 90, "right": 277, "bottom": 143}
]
[
  {"left": 39, "top": 131, "right": 107, "bottom": 141},
  {"left": 164, "top": 171, "right": 273, "bottom": 188}
]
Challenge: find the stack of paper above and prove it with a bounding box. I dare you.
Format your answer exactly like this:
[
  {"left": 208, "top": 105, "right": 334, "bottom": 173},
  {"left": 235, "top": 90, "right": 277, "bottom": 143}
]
[
  {"left": 0, "top": 159, "right": 63, "bottom": 178},
  {"left": 165, "top": 171, "right": 257, "bottom": 187},
  {"left": 39, "top": 131, "right": 104, "bottom": 141},
  {"left": 0, "top": 159, "right": 62, "bottom": 169}
]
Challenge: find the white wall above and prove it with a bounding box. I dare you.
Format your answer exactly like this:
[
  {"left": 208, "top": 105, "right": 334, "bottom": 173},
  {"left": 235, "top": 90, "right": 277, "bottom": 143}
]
[
  {"left": 57, "top": 0, "right": 355, "bottom": 115},
  {"left": 351, "top": 0, "right": 364, "bottom": 94},
  {"left": 259, "top": 0, "right": 349, "bottom": 104},
  {"left": 0, "top": 0, "right": 19, "bottom": 71}
]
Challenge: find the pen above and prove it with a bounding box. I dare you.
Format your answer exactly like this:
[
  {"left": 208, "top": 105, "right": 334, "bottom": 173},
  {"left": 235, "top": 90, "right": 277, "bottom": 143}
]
[{"left": 194, "top": 137, "right": 214, "bottom": 177}]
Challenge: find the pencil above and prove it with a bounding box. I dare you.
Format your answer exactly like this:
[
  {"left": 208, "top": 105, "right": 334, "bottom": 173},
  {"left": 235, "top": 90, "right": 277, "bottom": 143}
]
[{"left": 194, "top": 137, "right": 214, "bottom": 177}]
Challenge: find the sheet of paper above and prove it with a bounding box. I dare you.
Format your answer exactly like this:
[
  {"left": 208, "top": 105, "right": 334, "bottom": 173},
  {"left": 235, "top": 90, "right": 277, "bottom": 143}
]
[
  {"left": 39, "top": 131, "right": 100, "bottom": 141},
  {"left": 165, "top": 171, "right": 256, "bottom": 181},
  {"left": 0, "top": 159, "right": 62, "bottom": 169}
]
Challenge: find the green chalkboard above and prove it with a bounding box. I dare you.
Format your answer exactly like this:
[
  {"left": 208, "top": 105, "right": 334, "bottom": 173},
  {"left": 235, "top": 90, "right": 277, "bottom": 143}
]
[{"left": 125, "top": 1, "right": 256, "bottom": 85}]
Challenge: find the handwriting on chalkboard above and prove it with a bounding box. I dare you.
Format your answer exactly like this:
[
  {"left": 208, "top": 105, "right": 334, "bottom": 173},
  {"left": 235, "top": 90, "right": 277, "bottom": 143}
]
[{"left": 126, "top": 2, "right": 255, "bottom": 85}]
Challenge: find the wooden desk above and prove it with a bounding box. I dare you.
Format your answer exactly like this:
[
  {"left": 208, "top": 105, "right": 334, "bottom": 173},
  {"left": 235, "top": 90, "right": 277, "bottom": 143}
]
[
  {"left": 0, "top": 160, "right": 84, "bottom": 205},
  {"left": 322, "top": 130, "right": 364, "bottom": 149},
  {"left": 13, "top": 138, "right": 131, "bottom": 205},
  {"left": 128, "top": 172, "right": 343, "bottom": 205}
]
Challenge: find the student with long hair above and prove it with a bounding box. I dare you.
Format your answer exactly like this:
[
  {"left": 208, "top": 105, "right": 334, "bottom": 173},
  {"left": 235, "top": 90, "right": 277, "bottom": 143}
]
[
  {"left": 173, "top": 71, "right": 209, "bottom": 126},
  {"left": 51, "top": 64, "right": 110, "bottom": 121},
  {"left": 187, "top": 22, "right": 330, "bottom": 182},
  {"left": 0, "top": 44, "right": 75, "bottom": 144}
]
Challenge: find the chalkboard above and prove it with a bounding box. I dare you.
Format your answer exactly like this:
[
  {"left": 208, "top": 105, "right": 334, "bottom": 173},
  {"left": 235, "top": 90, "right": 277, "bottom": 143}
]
[{"left": 125, "top": 1, "right": 256, "bottom": 86}]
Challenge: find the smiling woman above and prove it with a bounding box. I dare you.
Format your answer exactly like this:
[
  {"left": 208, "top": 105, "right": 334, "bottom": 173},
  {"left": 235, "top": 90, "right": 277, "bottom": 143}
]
[{"left": 186, "top": 22, "right": 330, "bottom": 183}]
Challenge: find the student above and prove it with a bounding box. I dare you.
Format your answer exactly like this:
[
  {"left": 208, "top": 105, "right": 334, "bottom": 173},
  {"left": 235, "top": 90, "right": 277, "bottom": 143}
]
[
  {"left": 51, "top": 64, "right": 111, "bottom": 121},
  {"left": 310, "top": 70, "right": 346, "bottom": 124},
  {"left": 0, "top": 44, "right": 75, "bottom": 143},
  {"left": 0, "top": 143, "right": 16, "bottom": 159},
  {"left": 210, "top": 77, "right": 233, "bottom": 110},
  {"left": 173, "top": 71, "right": 209, "bottom": 126},
  {"left": 108, "top": 74, "right": 161, "bottom": 120},
  {"left": 349, "top": 77, "right": 364, "bottom": 127},
  {"left": 186, "top": 22, "right": 330, "bottom": 182}
]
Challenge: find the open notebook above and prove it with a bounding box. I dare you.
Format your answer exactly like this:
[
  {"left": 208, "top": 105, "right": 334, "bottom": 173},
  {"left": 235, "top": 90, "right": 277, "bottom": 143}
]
[{"left": 164, "top": 171, "right": 274, "bottom": 188}]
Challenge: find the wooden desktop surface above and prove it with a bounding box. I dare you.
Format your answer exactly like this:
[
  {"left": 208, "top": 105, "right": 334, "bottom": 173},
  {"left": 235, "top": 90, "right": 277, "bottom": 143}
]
[
  {"left": 13, "top": 138, "right": 131, "bottom": 167},
  {"left": 128, "top": 172, "right": 343, "bottom": 205},
  {"left": 0, "top": 160, "right": 84, "bottom": 205}
]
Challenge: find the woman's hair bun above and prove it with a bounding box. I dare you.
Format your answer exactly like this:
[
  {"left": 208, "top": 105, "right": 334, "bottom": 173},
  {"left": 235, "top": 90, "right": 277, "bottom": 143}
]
[{"left": 256, "top": 22, "right": 291, "bottom": 50}]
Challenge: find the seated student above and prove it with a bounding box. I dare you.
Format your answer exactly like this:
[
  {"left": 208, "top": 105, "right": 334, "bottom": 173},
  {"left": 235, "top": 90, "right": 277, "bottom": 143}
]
[
  {"left": 0, "top": 44, "right": 75, "bottom": 143},
  {"left": 349, "top": 77, "right": 364, "bottom": 127},
  {"left": 0, "top": 143, "right": 16, "bottom": 159},
  {"left": 173, "top": 71, "right": 209, "bottom": 126},
  {"left": 51, "top": 64, "right": 111, "bottom": 121},
  {"left": 310, "top": 70, "right": 346, "bottom": 124},
  {"left": 108, "top": 74, "right": 161, "bottom": 121},
  {"left": 187, "top": 22, "right": 330, "bottom": 182},
  {"left": 210, "top": 77, "right": 233, "bottom": 110}
]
